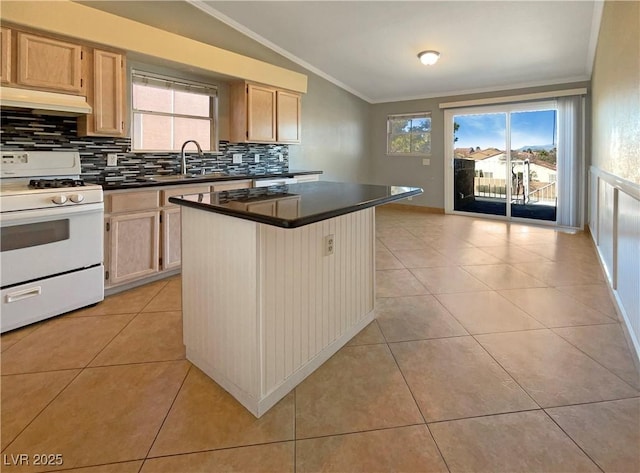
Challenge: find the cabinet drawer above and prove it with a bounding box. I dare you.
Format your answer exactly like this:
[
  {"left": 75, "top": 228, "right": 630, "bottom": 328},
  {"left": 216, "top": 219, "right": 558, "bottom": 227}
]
[
  {"left": 107, "top": 190, "right": 159, "bottom": 213},
  {"left": 294, "top": 174, "right": 320, "bottom": 183},
  {"left": 162, "top": 185, "right": 211, "bottom": 207},
  {"left": 211, "top": 180, "right": 252, "bottom": 192}
]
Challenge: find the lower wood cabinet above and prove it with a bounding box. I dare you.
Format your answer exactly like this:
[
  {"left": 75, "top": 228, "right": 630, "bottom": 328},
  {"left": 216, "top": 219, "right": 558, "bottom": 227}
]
[
  {"left": 108, "top": 210, "right": 160, "bottom": 285},
  {"left": 104, "top": 180, "right": 252, "bottom": 289},
  {"left": 228, "top": 195, "right": 300, "bottom": 218},
  {"left": 161, "top": 207, "right": 182, "bottom": 271}
]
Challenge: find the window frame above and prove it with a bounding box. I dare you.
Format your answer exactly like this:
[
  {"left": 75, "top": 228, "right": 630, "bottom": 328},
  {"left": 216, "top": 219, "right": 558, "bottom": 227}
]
[
  {"left": 386, "top": 111, "right": 432, "bottom": 157},
  {"left": 130, "top": 69, "right": 219, "bottom": 153}
]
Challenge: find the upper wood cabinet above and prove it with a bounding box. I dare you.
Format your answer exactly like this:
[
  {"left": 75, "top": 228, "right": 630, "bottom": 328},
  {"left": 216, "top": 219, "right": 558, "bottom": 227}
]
[
  {"left": 230, "top": 82, "right": 301, "bottom": 144},
  {"left": 247, "top": 84, "right": 277, "bottom": 142},
  {"left": 16, "top": 32, "right": 83, "bottom": 94},
  {"left": 276, "top": 90, "right": 301, "bottom": 143},
  {"left": 0, "top": 27, "right": 11, "bottom": 84},
  {"left": 78, "top": 48, "right": 126, "bottom": 137}
]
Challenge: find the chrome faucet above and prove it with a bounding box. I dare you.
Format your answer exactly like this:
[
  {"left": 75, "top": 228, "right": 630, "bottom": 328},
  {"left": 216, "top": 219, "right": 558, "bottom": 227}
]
[{"left": 180, "top": 140, "right": 203, "bottom": 176}]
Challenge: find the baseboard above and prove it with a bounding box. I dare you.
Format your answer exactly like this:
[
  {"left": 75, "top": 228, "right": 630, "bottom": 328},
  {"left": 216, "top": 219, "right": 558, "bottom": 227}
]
[
  {"left": 380, "top": 203, "right": 445, "bottom": 214},
  {"left": 104, "top": 269, "right": 181, "bottom": 296}
]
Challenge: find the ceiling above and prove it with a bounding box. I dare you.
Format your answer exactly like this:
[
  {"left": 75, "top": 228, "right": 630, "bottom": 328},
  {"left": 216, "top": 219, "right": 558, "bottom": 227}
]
[
  {"left": 80, "top": 1, "right": 602, "bottom": 104},
  {"left": 193, "top": 1, "right": 602, "bottom": 103}
]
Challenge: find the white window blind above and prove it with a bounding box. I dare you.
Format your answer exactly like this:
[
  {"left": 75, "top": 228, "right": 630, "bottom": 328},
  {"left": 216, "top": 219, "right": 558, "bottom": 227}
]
[{"left": 131, "top": 70, "right": 218, "bottom": 152}]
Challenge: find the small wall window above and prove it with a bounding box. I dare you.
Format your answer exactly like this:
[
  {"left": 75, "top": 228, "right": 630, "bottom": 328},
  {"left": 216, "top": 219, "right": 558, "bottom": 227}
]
[
  {"left": 131, "top": 70, "right": 218, "bottom": 151},
  {"left": 387, "top": 112, "right": 431, "bottom": 156}
]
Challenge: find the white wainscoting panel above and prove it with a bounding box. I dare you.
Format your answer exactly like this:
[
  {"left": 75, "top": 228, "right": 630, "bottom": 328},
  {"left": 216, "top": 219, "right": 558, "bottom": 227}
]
[
  {"left": 589, "top": 167, "right": 640, "bottom": 358},
  {"left": 616, "top": 191, "right": 640, "bottom": 348},
  {"left": 589, "top": 172, "right": 599, "bottom": 242},
  {"left": 598, "top": 180, "right": 615, "bottom": 282},
  {"left": 181, "top": 207, "right": 260, "bottom": 401},
  {"left": 259, "top": 209, "right": 375, "bottom": 396}
]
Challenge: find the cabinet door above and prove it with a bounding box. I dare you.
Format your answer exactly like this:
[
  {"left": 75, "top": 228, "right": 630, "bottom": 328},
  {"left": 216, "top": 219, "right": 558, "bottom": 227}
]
[
  {"left": 1, "top": 27, "right": 11, "bottom": 84},
  {"left": 16, "top": 32, "right": 82, "bottom": 93},
  {"left": 162, "top": 207, "right": 182, "bottom": 270},
  {"left": 211, "top": 180, "right": 252, "bottom": 192},
  {"left": 108, "top": 211, "right": 160, "bottom": 285},
  {"left": 276, "top": 90, "right": 301, "bottom": 143},
  {"left": 93, "top": 50, "right": 125, "bottom": 135},
  {"left": 276, "top": 197, "right": 300, "bottom": 219},
  {"left": 246, "top": 201, "right": 276, "bottom": 216},
  {"left": 247, "top": 84, "right": 276, "bottom": 142}
]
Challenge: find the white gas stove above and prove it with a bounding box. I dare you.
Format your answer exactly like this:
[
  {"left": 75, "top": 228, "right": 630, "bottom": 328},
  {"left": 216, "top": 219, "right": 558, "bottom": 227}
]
[{"left": 0, "top": 151, "right": 105, "bottom": 332}]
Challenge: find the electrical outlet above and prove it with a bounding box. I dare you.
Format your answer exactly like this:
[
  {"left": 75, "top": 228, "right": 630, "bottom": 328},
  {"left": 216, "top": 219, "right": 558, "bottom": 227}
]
[
  {"left": 324, "top": 234, "right": 335, "bottom": 256},
  {"left": 107, "top": 153, "right": 118, "bottom": 166},
  {"left": 278, "top": 153, "right": 284, "bottom": 162},
  {"left": 232, "top": 153, "right": 243, "bottom": 164},
  {"left": 422, "top": 158, "right": 431, "bottom": 166},
  {"left": 408, "top": 196, "right": 413, "bottom": 201},
  {"left": 254, "top": 154, "right": 260, "bottom": 163}
]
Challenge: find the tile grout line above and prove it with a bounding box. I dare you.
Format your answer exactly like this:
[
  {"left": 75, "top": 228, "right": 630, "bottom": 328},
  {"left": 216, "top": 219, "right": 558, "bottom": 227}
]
[
  {"left": 143, "top": 363, "right": 193, "bottom": 462},
  {"left": 382, "top": 332, "right": 452, "bottom": 473},
  {"left": 549, "top": 326, "right": 640, "bottom": 393},
  {"left": 1, "top": 308, "right": 146, "bottom": 455},
  {"left": 0, "top": 368, "right": 84, "bottom": 455},
  {"left": 83, "top": 311, "right": 142, "bottom": 368},
  {"left": 540, "top": 408, "right": 606, "bottom": 473}
]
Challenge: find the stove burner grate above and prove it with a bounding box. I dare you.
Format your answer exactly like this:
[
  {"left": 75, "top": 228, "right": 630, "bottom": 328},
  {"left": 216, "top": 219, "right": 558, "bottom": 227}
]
[{"left": 29, "top": 179, "right": 86, "bottom": 189}]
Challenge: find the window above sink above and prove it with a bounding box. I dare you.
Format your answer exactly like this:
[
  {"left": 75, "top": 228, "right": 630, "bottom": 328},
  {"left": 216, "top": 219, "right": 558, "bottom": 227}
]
[{"left": 131, "top": 70, "right": 219, "bottom": 153}]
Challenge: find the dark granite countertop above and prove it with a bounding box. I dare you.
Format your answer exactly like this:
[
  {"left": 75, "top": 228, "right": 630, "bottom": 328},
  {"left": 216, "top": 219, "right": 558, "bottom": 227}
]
[
  {"left": 100, "top": 170, "right": 322, "bottom": 191},
  {"left": 169, "top": 181, "right": 423, "bottom": 228}
]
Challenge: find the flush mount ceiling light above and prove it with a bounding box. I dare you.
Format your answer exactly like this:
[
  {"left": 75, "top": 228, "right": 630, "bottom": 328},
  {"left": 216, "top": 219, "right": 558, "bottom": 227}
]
[{"left": 418, "top": 50, "right": 440, "bottom": 66}]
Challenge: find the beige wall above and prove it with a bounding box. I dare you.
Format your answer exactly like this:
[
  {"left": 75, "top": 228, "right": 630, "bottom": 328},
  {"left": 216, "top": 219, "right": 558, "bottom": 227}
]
[
  {"left": 591, "top": 0, "right": 640, "bottom": 184},
  {"left": 370, "top": 82, "right": 589, "bottom": 209}
]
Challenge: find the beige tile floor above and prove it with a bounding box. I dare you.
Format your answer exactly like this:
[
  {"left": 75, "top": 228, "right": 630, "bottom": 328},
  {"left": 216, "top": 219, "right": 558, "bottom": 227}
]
[{"left": 2, "top": 207, "right": 639, "bottom": 473}]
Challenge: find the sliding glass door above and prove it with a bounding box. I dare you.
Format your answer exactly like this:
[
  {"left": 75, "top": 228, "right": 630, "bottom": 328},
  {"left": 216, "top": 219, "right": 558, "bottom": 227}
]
[{"left": 447, "top": 102, "right": 558, "bottom": 223}]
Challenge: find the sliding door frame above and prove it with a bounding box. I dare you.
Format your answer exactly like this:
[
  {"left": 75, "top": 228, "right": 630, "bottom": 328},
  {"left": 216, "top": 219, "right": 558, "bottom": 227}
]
[{"left": 444, "top": 100, "right": 557, "bottom": 225}]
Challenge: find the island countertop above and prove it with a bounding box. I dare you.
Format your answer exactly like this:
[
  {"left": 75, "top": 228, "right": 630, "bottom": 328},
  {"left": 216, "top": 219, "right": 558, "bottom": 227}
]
[{"left": 169, "top": 181, "right": 423, "bottom": 228}]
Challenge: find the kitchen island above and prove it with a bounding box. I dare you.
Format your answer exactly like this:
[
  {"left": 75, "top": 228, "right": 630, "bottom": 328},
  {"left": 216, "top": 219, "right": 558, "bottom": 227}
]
[{"left": 169, "top": 181, "right": 422, "bottom": 417}]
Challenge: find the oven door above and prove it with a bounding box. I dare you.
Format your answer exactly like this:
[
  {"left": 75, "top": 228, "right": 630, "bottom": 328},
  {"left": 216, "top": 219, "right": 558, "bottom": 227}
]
[{"left": 0, "top": 203, "right": 103, "bottom": 288}]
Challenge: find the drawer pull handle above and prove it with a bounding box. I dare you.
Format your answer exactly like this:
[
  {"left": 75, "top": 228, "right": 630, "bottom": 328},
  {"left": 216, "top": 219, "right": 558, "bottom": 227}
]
[{"left": 6, "top": 287, "right": 42, "bottom": 303}]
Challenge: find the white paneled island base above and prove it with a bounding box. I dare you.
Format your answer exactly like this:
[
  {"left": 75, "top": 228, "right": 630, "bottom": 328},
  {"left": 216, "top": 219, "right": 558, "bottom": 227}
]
[{"left": 180, "top": 205, "right": 375, "bottom": 417}]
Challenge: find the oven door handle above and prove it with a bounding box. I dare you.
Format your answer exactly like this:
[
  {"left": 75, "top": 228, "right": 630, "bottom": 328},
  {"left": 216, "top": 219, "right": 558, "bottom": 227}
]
[
  {"left": 6, "top": 286, "right": 42, "bottom": 303},
  {"left": 0, "top": 202, "right": 104, "bottom": 224}
]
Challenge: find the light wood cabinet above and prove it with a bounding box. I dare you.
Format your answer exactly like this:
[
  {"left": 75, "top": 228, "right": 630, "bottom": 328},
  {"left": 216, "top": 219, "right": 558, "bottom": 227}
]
[
  {"left": 162, "top": 207, "right": 182, "bottom": 270},
  {"left": 276, "top": 90, "right": 301, "bottom": 143},
  {"left": 211, "top": 180, "right": 252, "bottom": 192},
  {"left": 247, "top": 84, "right": 276, "bottom": 142},
  {"left": 293, "top": 173, "right": 320, "bottom": 183},
  {"left": 228, "top": 195, "right": 300, "bottom": 218},
  {"left": 105, "top": 190, "right": 160, "bottom": 286},
  {"left": 16, "top": 32, "right": 83, "bottom": 94},
  {"left": 230, "top": 82, "right": 301, "bottom": 144},
  {"left": 105, "top": 180, "right": 253, "bottom": 290},
  {"left": 108, "top": 210, "right": 160, "bottom": 285},
  {"left": 78, "top": 49, "right": 126, "bottom": 137},
  {"left": 1, "top": 27, "right": 11, "bottom": 84}
]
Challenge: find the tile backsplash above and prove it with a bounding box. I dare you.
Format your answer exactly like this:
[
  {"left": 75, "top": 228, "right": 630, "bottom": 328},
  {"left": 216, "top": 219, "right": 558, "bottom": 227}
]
[{"left": 0, "top": 109, "right": 289, "bottom": 183}]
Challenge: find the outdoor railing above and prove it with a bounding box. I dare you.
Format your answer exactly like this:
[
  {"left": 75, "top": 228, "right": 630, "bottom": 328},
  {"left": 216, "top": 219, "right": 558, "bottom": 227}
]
[{"left": 528, "top": 181, "right": 557, "bottom": 204}]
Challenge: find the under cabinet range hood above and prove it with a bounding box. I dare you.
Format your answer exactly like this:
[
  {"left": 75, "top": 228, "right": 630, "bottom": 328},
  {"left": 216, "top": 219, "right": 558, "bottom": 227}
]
[{"left": 0, "top": 87, "right": 92, "bottom": 115}]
